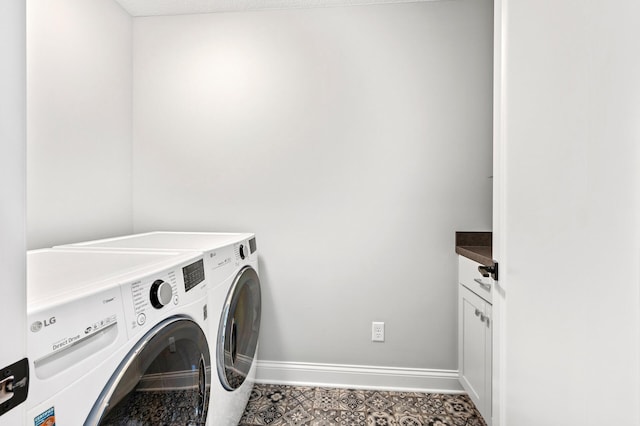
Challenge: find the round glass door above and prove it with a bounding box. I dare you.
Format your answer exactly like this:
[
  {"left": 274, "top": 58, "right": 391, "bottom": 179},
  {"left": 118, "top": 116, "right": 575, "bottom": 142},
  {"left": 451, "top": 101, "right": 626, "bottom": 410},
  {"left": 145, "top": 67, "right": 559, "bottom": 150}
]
[
  {"left": 86, "top": 317, "right": 211, "bottom": 425},
  {"left": 217, "top": 266, "right": 261, "bottom": 391}
]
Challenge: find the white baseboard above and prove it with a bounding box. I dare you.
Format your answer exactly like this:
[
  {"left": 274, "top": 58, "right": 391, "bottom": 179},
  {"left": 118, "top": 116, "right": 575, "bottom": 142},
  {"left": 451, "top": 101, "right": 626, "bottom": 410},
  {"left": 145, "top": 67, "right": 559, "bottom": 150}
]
[{"left": 255, "top": 360, "right": 463, "bottom": 394}]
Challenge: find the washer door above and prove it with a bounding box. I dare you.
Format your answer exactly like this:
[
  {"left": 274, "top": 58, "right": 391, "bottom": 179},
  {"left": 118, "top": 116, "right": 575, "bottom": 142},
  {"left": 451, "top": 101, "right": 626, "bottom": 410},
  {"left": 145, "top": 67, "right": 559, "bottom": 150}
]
[
  {"left": 85, "top": 317, "right": 210, "bottom": 426},
  {"left": 217, "top": 265, "right": 261, "bottom": 391}
]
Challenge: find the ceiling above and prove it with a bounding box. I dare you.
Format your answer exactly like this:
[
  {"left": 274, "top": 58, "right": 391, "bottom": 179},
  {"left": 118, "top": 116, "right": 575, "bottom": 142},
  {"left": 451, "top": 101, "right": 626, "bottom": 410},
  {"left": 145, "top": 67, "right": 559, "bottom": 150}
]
[{"left": 113, "top": 0, "right": 439, "bottom": 16}]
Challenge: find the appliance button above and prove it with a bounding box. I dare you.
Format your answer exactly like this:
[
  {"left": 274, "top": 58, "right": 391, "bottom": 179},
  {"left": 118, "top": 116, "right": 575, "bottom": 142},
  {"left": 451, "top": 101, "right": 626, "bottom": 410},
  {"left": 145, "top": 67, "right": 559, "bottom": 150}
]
[
  {"left": 137, "top": 313, "right": 146, "bottom": 326},
  {"left": 150, "top": 280, "right": 173, "bottom": 309}
]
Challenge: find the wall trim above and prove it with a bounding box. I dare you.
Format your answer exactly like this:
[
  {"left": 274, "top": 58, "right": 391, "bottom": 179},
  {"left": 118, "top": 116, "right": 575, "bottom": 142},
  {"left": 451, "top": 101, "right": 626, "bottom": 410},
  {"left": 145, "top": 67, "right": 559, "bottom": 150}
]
[
  {"left": 255, "top": 360, "right": 463, "bottom": 394},
  {"left": 117, "top": 0, "right": 452, "bottom": 17}
]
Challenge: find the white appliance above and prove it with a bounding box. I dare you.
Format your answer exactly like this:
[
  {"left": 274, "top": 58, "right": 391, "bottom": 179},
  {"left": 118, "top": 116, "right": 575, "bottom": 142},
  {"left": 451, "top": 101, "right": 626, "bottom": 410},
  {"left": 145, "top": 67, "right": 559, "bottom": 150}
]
[
  {"left": 26, "top": 248, "right": 212, "bottom": 425},
  {"left": 63, "top": 232, "right": 262, "bottom": 426}
]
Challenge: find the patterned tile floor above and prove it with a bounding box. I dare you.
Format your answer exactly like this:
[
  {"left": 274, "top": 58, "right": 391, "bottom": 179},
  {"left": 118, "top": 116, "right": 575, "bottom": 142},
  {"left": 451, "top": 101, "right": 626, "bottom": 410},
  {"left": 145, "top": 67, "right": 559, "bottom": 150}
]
[{"left": 240, "top": 384, "right": 487, "bottom": 426}]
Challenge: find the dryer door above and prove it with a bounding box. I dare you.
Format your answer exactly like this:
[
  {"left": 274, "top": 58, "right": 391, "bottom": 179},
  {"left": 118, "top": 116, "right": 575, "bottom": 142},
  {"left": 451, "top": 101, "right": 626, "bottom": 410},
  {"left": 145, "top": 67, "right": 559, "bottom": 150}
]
[
  {"left": 85, "top": 317, "right": 210, "bottom": 425},
  {"left": 217, "top": 266, "right": 261, "bottom": 391}
]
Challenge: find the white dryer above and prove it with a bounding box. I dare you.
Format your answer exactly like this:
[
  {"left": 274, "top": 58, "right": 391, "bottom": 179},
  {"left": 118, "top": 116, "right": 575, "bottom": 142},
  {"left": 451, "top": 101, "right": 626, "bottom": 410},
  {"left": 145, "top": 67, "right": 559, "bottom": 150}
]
[
  {"left": 26, "top": 248, "right": 212, "bottom": 425},
  {"left": 63, "top": 232, "right": 262, "bottom": 426}
]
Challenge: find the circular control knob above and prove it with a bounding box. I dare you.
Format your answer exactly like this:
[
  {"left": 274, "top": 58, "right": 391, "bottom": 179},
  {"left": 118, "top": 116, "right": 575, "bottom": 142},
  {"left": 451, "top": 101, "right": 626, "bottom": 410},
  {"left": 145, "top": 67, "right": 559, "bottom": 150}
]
[
  {"left": 239, "top": 244, "right": 246, "bottom": 260},
  {"left": 150, "top": 280, "right": 173, "bottom": 309}
]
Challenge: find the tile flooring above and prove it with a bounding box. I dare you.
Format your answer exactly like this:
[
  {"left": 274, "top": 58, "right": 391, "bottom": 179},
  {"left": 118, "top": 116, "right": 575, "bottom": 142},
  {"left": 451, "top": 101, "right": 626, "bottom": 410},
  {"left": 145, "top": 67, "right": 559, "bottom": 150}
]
[
  {"left": 240, "top": 384, "right": 487, "bottom": 426},
  {"left": 101, "top": 389, "right": 205, "bottom": 424}
]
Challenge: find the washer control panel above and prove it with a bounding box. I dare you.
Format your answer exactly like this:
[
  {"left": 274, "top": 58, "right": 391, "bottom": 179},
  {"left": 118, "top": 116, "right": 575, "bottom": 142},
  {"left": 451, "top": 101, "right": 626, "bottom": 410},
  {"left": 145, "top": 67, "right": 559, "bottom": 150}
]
[
  {"left": 183, "top": 258, "right": 205, "bottom": 292},
  {"left": 123, "top": 256, "right": 208, "bottom": 338}
]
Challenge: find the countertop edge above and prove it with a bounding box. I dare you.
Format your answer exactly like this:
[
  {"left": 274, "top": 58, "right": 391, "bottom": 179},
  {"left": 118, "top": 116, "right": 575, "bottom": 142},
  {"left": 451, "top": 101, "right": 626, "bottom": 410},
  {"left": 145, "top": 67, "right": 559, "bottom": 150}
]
[
  {"left": 455, "top": 246, "right": 493, "bottom": 266},
  {"left": 455, "top": 231, "right": 493, "bottom": 266}
]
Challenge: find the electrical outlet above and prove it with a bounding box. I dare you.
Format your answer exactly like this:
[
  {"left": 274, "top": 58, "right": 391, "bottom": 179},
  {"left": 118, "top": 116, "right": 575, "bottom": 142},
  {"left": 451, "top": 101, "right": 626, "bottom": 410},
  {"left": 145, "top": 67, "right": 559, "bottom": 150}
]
[{"left": 372, "top": 322, "right": 385, "bottom": 342}]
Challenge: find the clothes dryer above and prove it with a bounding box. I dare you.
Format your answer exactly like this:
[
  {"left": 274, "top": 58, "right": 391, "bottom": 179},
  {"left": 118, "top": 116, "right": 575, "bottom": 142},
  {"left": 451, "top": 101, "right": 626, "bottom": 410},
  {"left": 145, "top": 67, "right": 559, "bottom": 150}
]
[
  {"left": 26, "top": 248, "right": 211, "bottom": 425},
  {"left": 63, "top": 232, "right": 262, "bottom": 426}
]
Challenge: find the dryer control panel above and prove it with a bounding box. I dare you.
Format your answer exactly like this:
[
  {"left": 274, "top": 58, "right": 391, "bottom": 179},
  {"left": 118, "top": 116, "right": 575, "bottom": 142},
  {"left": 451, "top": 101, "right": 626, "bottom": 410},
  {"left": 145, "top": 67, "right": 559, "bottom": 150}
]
[
  {"left": 236, "top": 237, "right": 257, "bottom": 261},
  {"left": 203, "top": 238, "right": 258, "bottom": 289}
]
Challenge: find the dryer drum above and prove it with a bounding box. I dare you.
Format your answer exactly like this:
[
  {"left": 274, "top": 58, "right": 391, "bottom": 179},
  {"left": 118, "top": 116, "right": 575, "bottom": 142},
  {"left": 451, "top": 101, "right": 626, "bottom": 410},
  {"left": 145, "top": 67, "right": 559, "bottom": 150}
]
[
  {"left": 85, "top": 316, "right": 211, "bottom": 426},
  {"left": 217, "top": 265, "right": 262, "bottom": 391}
]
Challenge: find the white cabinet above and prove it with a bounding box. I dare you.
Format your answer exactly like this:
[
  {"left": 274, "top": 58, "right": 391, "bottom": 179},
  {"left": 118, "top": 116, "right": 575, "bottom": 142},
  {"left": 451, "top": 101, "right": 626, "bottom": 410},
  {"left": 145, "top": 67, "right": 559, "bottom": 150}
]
[{"left": 458, "top": 256, "right": 492, "bottom": 424}]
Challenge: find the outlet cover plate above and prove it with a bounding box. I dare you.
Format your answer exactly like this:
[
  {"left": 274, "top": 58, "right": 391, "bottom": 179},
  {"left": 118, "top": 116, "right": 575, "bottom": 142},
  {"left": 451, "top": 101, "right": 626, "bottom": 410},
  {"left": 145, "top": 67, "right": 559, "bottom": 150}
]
[{"left": 372, "top": 322, "right": 385, "bottom": 342}]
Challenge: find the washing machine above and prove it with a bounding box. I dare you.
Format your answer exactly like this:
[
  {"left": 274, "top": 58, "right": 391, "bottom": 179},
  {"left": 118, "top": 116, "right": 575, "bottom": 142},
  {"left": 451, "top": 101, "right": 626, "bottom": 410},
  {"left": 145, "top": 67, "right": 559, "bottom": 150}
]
[
  {"left": 26, "top": 247, "right": 212, "bottom": 425},
  {"left": 62, "top": 232, "right": 262, "bottom": 426}
]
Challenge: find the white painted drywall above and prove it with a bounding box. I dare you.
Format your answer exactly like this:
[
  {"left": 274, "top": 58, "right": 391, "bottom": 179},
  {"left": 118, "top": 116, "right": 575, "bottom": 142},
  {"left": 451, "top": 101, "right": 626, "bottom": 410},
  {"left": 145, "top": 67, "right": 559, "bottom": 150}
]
[
  {"left": 133, "top": 1, "right": 493, "bottom": 372},
  {"left": 27, "top": 0, "right": 133, "bottom": 250},
  {"left": 496, "top": 0, "right": 640, "bottom": 423},
  {"left": 0, "top": 0, "right": 26, "bottom": 423}
]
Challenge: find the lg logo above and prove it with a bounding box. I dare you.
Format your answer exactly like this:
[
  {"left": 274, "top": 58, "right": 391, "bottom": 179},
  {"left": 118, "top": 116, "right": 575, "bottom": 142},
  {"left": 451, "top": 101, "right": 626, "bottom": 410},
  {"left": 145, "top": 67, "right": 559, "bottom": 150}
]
[{"left": 30, "top": 317, "right": 56, "bottom": 332}]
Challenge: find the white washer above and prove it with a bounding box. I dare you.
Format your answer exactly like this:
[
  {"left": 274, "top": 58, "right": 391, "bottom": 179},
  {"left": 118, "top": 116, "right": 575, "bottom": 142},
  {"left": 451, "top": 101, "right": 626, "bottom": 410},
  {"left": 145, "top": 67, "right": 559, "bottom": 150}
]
[
  {"left": 26, "top": 248, "right": 212, "bottom": 425},
  {"left": 63, "top": 232, "right": 262, "bottom": 426}
]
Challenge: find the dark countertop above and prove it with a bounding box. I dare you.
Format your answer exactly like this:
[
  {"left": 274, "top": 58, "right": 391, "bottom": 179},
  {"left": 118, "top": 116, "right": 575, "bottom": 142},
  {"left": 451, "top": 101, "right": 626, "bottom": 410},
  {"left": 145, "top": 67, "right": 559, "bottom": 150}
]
[{"left": 455, "top": 231, "right": 493, "bottom": 266}]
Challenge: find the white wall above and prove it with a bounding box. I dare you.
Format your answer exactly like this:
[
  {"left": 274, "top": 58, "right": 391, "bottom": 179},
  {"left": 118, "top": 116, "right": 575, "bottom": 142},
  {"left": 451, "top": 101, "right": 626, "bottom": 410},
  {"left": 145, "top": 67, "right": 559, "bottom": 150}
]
[
  {"left": 0, "top": 0, "right": 26, "bottom": 423},
  {"left": 497, "top": 0, "right": 640, "bottom": 423},
  {"left": 133, "top": 0, "right": 493, "bottom": 379},
  {"left": 27, "top": 0, "right": 133, "bottom": 250}
]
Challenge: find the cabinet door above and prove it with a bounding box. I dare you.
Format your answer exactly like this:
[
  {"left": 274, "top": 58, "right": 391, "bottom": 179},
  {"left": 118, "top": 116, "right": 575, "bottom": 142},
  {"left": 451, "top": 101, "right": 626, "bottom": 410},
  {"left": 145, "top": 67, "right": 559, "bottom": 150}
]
[
  {"left": 482, "top": 302, "right": 492, "bottom": 422},
  {"left": 459, "top": 285, "right": 492, "bottom": 422}
]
